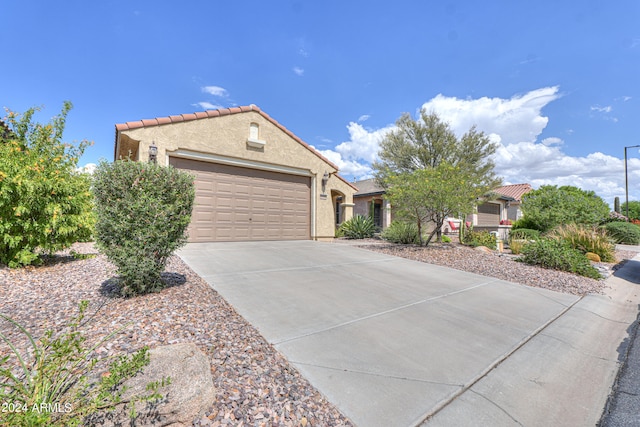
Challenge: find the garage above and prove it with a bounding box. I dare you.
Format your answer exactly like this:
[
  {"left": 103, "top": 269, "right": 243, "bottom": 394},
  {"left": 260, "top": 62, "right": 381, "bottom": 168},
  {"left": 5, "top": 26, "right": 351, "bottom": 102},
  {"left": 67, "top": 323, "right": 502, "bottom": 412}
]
[
  {"left": 114, "top": 105, "right": 356, "bottom": 241},
  {"left": 169, "top": 157, "right": 311, "bottom": 242}
]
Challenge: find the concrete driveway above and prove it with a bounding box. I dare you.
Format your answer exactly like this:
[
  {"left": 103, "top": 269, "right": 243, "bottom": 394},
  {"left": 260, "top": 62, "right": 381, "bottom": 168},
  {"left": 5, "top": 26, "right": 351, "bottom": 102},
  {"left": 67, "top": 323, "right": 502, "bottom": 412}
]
[{"left": 178, "top": 241, "right": 640, "bottom": 427}]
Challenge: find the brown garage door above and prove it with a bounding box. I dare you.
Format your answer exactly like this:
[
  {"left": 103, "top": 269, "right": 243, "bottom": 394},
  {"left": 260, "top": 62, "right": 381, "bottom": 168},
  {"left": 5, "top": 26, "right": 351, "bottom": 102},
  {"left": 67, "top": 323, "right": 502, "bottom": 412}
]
[
  {"left": 170, "top": 157, "right": 311, "bottom": 242},
  {"left": 477, "top": 202, "right": 500, "bottom": 226}
]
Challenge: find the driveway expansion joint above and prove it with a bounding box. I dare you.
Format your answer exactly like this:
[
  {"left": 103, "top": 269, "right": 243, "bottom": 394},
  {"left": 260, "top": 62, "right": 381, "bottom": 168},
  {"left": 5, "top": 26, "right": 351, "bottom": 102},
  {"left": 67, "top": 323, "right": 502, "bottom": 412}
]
[
  {"left": 272, "top": 278, "right": 501, "bottom": 346},
  {"left": 289, "top": 361, "right": 463, "bottom": 388}
]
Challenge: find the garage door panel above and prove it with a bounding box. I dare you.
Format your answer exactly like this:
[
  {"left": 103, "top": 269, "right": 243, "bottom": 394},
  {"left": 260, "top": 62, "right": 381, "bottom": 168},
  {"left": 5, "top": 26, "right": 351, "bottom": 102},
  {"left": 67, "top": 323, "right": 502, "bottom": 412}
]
[{"left": 170, "top": 157, "right": 311, "bottom": 242}]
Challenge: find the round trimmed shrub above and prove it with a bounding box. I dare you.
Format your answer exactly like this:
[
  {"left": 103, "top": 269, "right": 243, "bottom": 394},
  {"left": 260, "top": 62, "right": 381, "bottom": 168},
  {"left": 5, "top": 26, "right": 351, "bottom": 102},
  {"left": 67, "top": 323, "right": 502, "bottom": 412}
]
[
  {"left": 93, "top": 160, "right": 195, "bottom": 297},
  {"left": 603, "top": 221, "right": 640, "bottom": 245}
]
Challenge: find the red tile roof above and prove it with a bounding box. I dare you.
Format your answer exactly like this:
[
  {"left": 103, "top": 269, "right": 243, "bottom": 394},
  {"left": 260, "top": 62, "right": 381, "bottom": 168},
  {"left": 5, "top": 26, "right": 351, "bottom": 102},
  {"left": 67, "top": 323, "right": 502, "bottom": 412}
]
[
  {"left": 494, "top": 183, "right": 532, "bottom": 202},
  {"left": 115, "top": 105, "right": 357, "bottom": 190}
]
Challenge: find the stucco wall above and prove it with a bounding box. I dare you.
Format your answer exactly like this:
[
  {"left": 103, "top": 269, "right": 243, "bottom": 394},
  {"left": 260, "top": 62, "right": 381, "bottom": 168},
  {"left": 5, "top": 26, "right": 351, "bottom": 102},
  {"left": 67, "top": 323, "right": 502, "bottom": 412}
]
[{"left": 117, "top": 111, "right": 354, "bottom": 240}]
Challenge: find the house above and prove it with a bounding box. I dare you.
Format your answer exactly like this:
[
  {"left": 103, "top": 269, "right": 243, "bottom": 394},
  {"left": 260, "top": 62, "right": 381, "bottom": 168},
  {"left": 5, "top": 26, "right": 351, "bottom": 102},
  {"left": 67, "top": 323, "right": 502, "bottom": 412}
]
[
  {"left": 352, "top": 178, "right": 532, "bottom": 240},
  {"left": 352, "top": 178, "right": 392, "bottom": 229},
  {"left": 473, "top": 183, "right": 532, "bottom": 240},
  {"left": 114, "top": 105, "right": 357, "bottom": 242}
]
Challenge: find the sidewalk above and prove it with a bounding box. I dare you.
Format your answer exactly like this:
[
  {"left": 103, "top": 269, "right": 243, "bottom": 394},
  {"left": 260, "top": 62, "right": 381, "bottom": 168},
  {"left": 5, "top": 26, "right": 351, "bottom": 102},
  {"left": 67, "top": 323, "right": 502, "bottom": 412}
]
[
  {"left": 599, "top": 248, "right": 640, "bottom": 426},
  {"left": 426, "top": 251, "right": 640, "bottom": 426}
]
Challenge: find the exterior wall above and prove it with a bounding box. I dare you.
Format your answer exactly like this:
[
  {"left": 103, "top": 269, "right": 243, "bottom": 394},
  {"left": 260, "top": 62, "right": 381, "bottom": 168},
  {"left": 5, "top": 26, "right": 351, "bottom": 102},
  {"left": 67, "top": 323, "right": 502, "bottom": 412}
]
[
  {"left": 117, "top": 111, "right": 354, "bottom": 240},
  {"left": 353, "top": 195, "right": 390, "bottom": 229}
]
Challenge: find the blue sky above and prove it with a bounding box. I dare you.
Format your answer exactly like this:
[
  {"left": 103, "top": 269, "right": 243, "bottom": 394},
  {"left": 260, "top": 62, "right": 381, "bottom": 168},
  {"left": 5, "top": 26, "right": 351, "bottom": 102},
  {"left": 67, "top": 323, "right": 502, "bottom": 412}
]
[{"left": 2, "top": 1, "right": 640, "bottom": 205}]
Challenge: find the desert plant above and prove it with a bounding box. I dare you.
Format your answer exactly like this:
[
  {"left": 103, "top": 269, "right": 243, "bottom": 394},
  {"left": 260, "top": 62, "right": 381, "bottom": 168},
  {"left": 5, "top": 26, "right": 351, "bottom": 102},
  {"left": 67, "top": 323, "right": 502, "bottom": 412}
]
[
  {"left": 508, "top": 239, "right": 529, "bottom": 255},
  {"left": 92, "top": 160, "right": 195, "bottom": 297},
  {"left": 441, "top": 235, "right": 452, "bottom": 243},
  {"left": 380, "top": 221, "right": 420, "bottom": 244},
  {"left": 546, "top": 223, "right": 616, "bottom": 262},
  {"left": 338, "top": 215, "right": 375, "bottom": 239},
  {"left": 465, "top": 230, "right": 497, "bottom": 249},
  {"left": 0, "top": 301, "right": 169, "bottom": 426},
  {"left": 518, "top": 238, "right": 601, "bottom": 279},
  {"left": 603, "top": 221, "right": 640, "bottom": 245},
  {"left": 0, "top": 103, "right": 95, "bottom": 267}
]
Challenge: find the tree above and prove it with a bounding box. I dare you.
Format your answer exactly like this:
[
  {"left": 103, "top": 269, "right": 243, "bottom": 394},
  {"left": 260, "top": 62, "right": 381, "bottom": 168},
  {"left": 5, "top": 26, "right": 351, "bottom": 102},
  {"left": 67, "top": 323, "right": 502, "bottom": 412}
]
[
  {"left": 0, "top": 102, "right": 94, "bottom": 267},
  {"left": 373, "top": 110, "right": 501, "bottom": 244},
  {"left": 519, "top": 185, "right": 610, "bottom": 232},
  {"left": 620, "top": 200, "right": 640, "bottom": 221},
  {"left": 384, "top": 163, "right": 485, "bottom": 245},
  {"left": 93, "top": 160, "right": 195, "bottom": 297},
  {"left": 374, "top": 111, "right": 501, "bottom": 189}
]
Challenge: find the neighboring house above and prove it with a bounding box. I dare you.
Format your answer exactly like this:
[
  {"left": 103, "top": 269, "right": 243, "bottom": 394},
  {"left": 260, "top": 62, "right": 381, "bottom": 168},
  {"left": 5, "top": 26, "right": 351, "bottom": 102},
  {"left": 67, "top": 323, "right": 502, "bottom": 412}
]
[
  {"left": 473, "top": 183, "right": 532, "bottom": 240},
  {"left": 114, "top": 105, "right": 356, "bottom": 242},
  {"left": 351, "top": 179, "right": 532, "bottom": 240},
  {"left": 352, "top": 178, "right": 392, "bottom": 229}
]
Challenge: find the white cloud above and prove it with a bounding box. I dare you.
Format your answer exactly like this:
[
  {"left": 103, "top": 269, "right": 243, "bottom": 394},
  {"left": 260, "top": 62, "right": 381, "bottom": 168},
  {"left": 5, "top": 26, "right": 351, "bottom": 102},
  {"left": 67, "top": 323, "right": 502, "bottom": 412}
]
[
  {"left": 77, "top": 163, "right": 96, "bottom": 174},
  {"left": 201, "top": 86, "right": 228, "bottom": 97},
  {"left": 192, "top": 102, "right": 222, "bottom": 110},
  {"left": 318, "top": 149, "right": 373, "bottom": 179},
  {"left": 420, "top": 86, "right": 561, "bottom": 144},
  {"left": 541, "top": 137, "right": 563, "bottom": 146},
  {"left": 591, "top": 105, "right": 612, "bottom": 113},
  {"left": 358, "top": 114, "right": 370, "bottom": 122},
  {"left": 293, "top": 67, "right": 304, "bottom": 76},
  {"left": 325, "top": 86, "right": 638, "bottom": 205}
]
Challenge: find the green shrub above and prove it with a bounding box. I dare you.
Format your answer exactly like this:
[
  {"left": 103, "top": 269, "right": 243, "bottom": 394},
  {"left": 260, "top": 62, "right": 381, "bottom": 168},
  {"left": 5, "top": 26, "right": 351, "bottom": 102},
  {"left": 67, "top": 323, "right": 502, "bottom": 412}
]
[
  {"left": 0, "top": 301, "right": 169, "bottom": 426},
  {"left": 519, "top": 185, "right": 610, "bottom": 232},
  {"left": 603, "top": 221, "right": 640, "bottom": 245},
  {"left": 465, "top": 230, "right": 497, "bottom": 249},
  {"left": 338, "top": 215, "right": 375, "bottom": 239},
  {"left": 0, "top": 102, "right": 95, "bottom": 267},
  {"left": 93, "top": 160, "right": 195, "bottom": 297},
  {"left": 381, "top": 221, "right": 420, "bottom": 244},
  {"left": 508, "top": 228, "right": 541, "bottom": 242},
  {"left": 441, "top": 235, "right": 452, "bottom": 243},
  {"left": 518, "top": 238, "right": 601, "bottom": 279},
  {"left": 546, "top": 223, "right": 616, "bottom": 262},
  {"left": 511, "top": 216, "right": 543, "bottom": 232}
]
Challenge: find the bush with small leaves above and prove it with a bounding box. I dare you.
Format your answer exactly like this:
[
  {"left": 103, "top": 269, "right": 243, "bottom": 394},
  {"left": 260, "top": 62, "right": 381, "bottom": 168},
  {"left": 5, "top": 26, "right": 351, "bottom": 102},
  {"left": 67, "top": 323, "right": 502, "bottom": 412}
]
[
  {"left": 338, "top": 215, "right": 375, "bottom": 239},
  {"left": 508, "top": 228, "right": 541, "bottom": 242},
  {"left": 93, "top": 160, "right": 195, "bottom": 297},
  {"left": 0, "top": 103, "right": 94, "bottom": 267},
  {"left": 465, "top": 230, "right": 497, "bottom": 249},
  {"left": 381, "top": 221, "right": 420, "bottom": 244},
  {"left": 603, "top": 221, "right": 640, "bottom": 245},
  {"left": 0, "top": 301, "right": 169, "bottom": 427},
  {"left": 518, "top": 238, "right": 601, "bottom": 279}
]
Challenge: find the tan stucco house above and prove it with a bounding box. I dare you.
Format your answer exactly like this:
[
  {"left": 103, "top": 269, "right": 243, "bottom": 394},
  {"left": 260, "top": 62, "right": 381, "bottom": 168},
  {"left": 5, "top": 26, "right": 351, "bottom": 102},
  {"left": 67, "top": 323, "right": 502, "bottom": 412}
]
[{"left": 114, "top": 105, "right": 356, "bottom": 242}]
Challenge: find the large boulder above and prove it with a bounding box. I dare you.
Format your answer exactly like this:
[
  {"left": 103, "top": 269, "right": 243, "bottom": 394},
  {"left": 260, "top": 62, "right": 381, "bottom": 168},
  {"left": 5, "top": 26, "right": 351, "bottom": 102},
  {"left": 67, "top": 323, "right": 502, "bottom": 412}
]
[{"left": 91, "top": 342, "right": 215, "bottom": 426}]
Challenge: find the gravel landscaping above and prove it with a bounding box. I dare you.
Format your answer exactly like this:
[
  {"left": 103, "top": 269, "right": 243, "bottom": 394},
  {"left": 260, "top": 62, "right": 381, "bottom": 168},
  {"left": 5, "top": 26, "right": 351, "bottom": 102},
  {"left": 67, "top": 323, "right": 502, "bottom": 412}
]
[
  {"left": 1, "top": 240, "right": 635, "bottom": 426},
  {"left": 0, "top": 243, "right": 353, "bottom": 427},
  {"left": 354, "top": 240, "right": 637, "bottom": 296}
]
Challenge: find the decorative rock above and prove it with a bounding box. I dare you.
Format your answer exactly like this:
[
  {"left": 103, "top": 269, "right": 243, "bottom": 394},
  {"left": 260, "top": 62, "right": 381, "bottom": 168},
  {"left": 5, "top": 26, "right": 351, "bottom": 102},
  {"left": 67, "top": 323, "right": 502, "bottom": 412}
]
[
  {"left": 586, "top": 252, "right": 601, "bottom": 262},
  {"left": 91, "top": 343, "right": 215, "bottom": 427}
]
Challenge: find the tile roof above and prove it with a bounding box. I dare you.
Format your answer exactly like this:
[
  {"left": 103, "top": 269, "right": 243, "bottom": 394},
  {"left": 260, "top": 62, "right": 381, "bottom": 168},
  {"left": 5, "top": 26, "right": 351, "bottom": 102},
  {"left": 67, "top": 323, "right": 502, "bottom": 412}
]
[
  {"left": 494, "top": 183, "right": 532, "bottom": 202},
  {"left": 115, "top": 105, "right": 357, "bottom": 190},
  {"left": 353, "top": 178, "right": 385, "bottom": 196}
]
